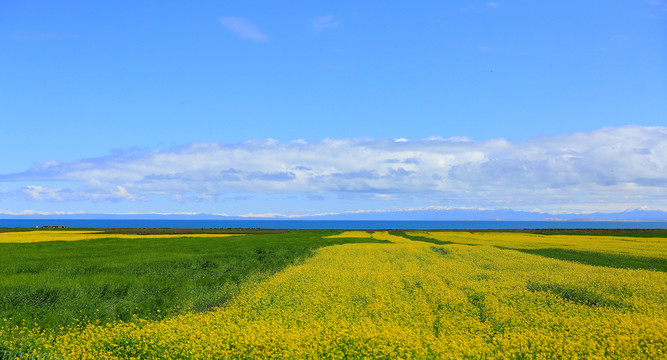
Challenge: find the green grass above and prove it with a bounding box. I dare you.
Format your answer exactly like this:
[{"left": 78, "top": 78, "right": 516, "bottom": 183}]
[
  {"left": 529, "top": 229, "right": 667, "bottom": 238},
  {"left": 1, "top": 350, "right": 64, "bottom": 360},
  {"left": 0, "top": 230, "right": 381, "bottom": 333},
  {"left": 526, "top": 280, "right": 625, "bottom": 308},
  {"left": 97, "top": 227, "right": 288, "bottom": 235},
  {"left": 392, "top": 229, "right": 667, "bottom": 238},
  {"left": 506, "top": 247, "right": 667, "bottom": 272},
  {"left": 403, "top": 230, "right": 666, "bottom": 272},
  {"left": 0, "top": 228, "right": 35, "bottom": 234},
  {"left": 0, "top": 227, "right": 286, "bottom": 235},
  {"left": 388, "top": 231, "right": 454, "bottom": 245}
]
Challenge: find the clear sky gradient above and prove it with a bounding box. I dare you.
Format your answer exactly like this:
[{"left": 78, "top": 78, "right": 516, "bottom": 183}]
[{"left": 1, "top": 1, "right": 666, "bottom": 216}]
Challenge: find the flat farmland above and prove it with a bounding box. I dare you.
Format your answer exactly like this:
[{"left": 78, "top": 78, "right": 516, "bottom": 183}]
[{"left": 1, "top": 229, "right": 665, "bottom": 359}]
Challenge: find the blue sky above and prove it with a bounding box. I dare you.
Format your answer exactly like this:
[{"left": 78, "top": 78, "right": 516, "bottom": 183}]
[{"left": 1, "top": 1, "right": 666, "bottom": 217}]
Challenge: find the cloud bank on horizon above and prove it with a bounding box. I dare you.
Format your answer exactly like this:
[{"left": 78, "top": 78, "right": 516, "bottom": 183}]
[{"left": 1, "top": 126, "right": 665, "bottom": 216}]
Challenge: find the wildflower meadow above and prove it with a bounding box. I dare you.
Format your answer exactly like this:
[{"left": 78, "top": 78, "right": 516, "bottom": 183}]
[{"left": 1, "top": 229, "right": 665, "bottom": 359}]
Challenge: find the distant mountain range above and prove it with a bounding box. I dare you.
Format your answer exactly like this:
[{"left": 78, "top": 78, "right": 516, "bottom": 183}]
[
  {"left": 296, "top": 208, "right": 667, "bottom": 221},
  {"left": 2, "top": 208, "right": 666, "bottom": 221}
]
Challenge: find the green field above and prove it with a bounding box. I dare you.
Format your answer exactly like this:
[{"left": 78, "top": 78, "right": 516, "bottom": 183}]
[
  {"left": 1, "top": 229, "right": 666, "bottom": 359},
  {"left": 0, "top": 231, "right": 381, "bottom": 334}
]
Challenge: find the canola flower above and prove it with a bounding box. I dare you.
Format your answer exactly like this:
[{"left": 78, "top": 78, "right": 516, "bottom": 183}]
[
  {"left": 324, "top": 231, "right": 374, "bottom": 239},
  {"left": 0, "top": 231, "right": 241, "bottom": 243},
  {"left": 2, "top": 231, "right": 666, "bottom": 359},
  {"left": 410, "top": 231, "right": 667, "bottom": 260}
]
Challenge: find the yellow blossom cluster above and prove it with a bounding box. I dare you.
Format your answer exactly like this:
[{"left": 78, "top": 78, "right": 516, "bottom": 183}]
[
  {"left": 4, "top": 231, "right": 666, "bottom": 359},
  {"left": 324, "top": 231, "right": 374, "bottom": 239},
  {"left": 410, "top": 231, "right": 667, "bottom": 259}
]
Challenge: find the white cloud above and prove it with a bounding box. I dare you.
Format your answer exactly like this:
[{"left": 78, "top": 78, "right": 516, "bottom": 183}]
[
  {"left": 0, "top": 209, "right": 85, "bottom": 216},
  {"left": 311, "top": 15, "right": 340, "bottom": 31},
  {"left": 1, "top": 126, "right": 666, "bottom": 212},
  {"left": 219, "top": 17, "right": 267, "bottom": 42},
  {"left": 13, "top": 184, "right": 143, "bottom": 203},
  {"left": 22, "top": 186, "right": 65, "bottom": 201}
]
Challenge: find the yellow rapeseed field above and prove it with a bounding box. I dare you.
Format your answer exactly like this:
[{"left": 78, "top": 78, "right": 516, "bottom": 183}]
[
  {"left": 324, "top": 230, "right": 374, "bottom": 239},
  {"left": 0, "top": 230, "right": 240, "bottom": 243},
  {"left": 4, "top": 231, "right": 667, "bottom": 359},
  {"left": 410, "top": 231, "right": 667, "bottom": 260},
  {"left": 325, "top": 230, "right": 412, "bottom": 243}
]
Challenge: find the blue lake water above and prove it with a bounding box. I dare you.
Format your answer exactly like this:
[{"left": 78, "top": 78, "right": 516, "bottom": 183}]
[{"left": 1, "top": 219, "right": 666, "bottom": 229}]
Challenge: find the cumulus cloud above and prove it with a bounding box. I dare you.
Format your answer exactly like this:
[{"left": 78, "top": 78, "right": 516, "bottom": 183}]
[
  {"left": 220, "top": 17, "right": 267, "bottom": 42},
  {"left": 14, "top": 184, "right": 142, "bottom": 203},
  {"left": 1, "top": 126, "right": 665, "bottom": 211},
  {"left": 22, "top": 186, "right": 65, "bottom": 201},
  {"left": 0, "top": 209, "right": 85, "bottom": 216}
]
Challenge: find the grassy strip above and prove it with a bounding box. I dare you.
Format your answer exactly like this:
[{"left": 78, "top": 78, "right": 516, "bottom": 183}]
[
  {"left": 0, "top": 228, "right": 35, "bottom": 234},
  {"left": 505, "top": 247, "right": 667, "bottom": 272},
  {"left": 3, "top": 227, "right": 665, "bottom": 236},
  {"left": 96, "top": 227, "right": 287, "bottom": 235},
  {"left": 529, "top": 229, "right": 667, "bottom": 238},
  {"left": 0, "top": 227, "right": 286, "bottom": 235},
  {"left": 526, "top": 280, "right": 626, "bottom": 308},
  {"left": 437, "top": 229, "right": 667, "bottom": 238},
  {"left": 1, "top": 349, "right": 64, "bottom": 360},
  {"left": 389, "top": 229, "right": 667, "bottom": 238},
  {"left": 0, "top": 230, "right": 380, "bottom": 333},
  {"left": 418, "top": 231, "right": 666, "bottom": 272},
  {"left": 388, "top": 231, "right": 460, "bottom": 245}
]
